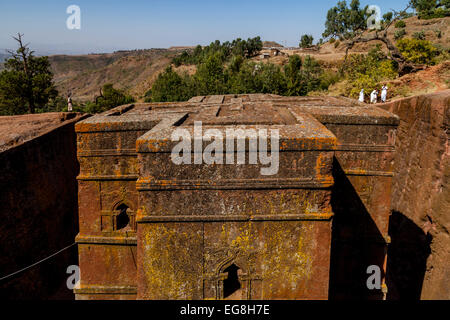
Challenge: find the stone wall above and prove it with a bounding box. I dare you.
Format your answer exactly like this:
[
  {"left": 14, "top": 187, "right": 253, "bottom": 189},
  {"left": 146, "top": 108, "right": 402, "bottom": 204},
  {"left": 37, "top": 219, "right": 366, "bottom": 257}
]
[
  {"left": 380, "top": 90, "right": 450, "bottom": 300},
  {"left": 0, "top": 113, "right": 87, "bottom": 299}
]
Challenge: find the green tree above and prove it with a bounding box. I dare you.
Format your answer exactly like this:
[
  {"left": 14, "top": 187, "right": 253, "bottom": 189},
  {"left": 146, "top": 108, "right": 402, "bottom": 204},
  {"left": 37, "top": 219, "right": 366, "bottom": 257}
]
[
  {"left": 259, "top": 63, "right": 287, "bottom": 95},
  {"left": 229, "top": 62, "right": 287, "bottom": 95},
  {"left": 322, "top": 0, "right": 368, "bottom": 40},
  {"left": 245, "top": 36, "right": 263, "bottom": 57},
  {"left": 150, "top": 66, "right": 191, "bottom": 102},
  {"left": 86, "top": 83, "right": 135, "bottom": 113},
  {"left": 284, "top": 55, "right": 323, "bottom": 96},
  {"left": 172, "top": 37, "right": 263, "bottom": 67},
  {"left": 229, "top": 55, "right": 244, "bottom": 73},
  {"left": 300, "top": 56, "right": 323, "bottom": 93},
  {"left": 284, "top": 55, "right": 303, "bottom": 96},
  {"left": 192, "top": 52, "right": 228, "bottom": 95},
  {"left": 0, "top": 34, "right": 57, "bottom": 115},
  {"left": 229, "top": 62, "right": 263, "bottom": 94},
  {"left": 411, "top": 0, "right": 450, "bottom": 18},
  {"left": 300, "top": 34, "right": 314, "bottom": 48}
]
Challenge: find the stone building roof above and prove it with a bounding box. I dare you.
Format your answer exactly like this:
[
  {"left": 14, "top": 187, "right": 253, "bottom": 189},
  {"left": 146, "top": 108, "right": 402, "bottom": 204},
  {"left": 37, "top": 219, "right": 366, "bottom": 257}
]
[{"left": 0, "top": 112, "right": 86, "bottom": 152}]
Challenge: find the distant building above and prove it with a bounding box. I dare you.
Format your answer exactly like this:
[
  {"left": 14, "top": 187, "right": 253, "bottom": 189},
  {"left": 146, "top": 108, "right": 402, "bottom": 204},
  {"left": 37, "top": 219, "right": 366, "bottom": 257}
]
[{"left": 270, "top": 48, "right": 280, "bottom": 56}]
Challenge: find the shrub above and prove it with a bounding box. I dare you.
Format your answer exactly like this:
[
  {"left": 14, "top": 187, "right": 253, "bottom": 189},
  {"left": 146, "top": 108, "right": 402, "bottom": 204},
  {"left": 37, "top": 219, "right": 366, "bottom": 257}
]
[
  {"left": 435, "top": 29, "right": 442, "bottom": 38},
  {"left": 433, "top": 44, "right": 450, "bottom": 64},
  {"left": 383, "top": 12, "right": 393, "bottom": 23},
  {"left": 143, "top": 89, "right": 152, "bottom": 102},
  {"left": 395, "top": 29, "right": 407, "bottom": 40},
  {"left": 413, "top": 30, "right": 426, "bottom": 40},
  {"left": 349, "top": 74, "right": 378, "bottom": 98},
  {"left": 319, "top": 70, "right": 340, "bottom": 90},
  {"left": 397, "top": 38, "right": 438, "bottom": 64},
  {"left": 395, "top": 20, "right": 406, "bottom": 28},
  {"left": 334, "top": 40, "right": 341, "bottom": 48},
  {"left": 329, "top": 38, "right": 336, "bottom": 44}
]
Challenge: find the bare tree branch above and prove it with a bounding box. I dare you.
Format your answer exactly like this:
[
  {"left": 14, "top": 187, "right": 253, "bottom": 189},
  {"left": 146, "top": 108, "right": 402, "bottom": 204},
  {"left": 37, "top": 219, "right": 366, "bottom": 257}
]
[{"left": 341, "top": 2, "right": 424, "bottom": 76}]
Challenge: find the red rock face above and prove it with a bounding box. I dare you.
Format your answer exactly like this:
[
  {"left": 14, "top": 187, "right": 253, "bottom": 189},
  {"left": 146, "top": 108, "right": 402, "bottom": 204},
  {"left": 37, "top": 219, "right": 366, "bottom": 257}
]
[
  {"left": 380, "top": 90, "right": 450, "bottom": 300},
  {"left": 75, "top": 95, "right": 399, "bottom": 300},
  {"left": 0, "top": 113, "right": 87, "bottom": 299}
]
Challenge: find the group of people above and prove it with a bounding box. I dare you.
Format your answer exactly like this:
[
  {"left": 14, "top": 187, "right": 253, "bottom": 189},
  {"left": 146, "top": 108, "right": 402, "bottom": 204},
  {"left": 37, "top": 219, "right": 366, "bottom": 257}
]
[{"left": 359, "top": 85, "right": 388, "bottom": 104}]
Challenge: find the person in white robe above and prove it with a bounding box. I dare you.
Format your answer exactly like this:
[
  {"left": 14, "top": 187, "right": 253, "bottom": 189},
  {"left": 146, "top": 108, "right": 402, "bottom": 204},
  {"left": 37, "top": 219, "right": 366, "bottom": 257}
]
[
  {"left": 359, "top": 89, "right": 365, "bottom": 103},
  {"left": 67, "top": 96, "right": 73, "bottom": 112},
  {"left": 370, "top": 90, "right": 378, "bottom": 104},
  {"left": 381, "top": 85, "right": 388, "bottom": 103}
]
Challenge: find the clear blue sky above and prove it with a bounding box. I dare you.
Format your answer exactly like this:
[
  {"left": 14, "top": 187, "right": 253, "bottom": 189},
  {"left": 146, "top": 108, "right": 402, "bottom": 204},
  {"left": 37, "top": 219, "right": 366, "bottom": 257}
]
[{"left": 0, "top": 0, "right": 410, "bottom": 54}]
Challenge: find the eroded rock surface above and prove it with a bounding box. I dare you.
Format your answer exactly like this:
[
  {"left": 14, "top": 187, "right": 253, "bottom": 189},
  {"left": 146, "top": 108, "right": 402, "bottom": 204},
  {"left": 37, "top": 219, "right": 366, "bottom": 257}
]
[{"left": 381, "top": 90, "right": 449, "bottom": 300}]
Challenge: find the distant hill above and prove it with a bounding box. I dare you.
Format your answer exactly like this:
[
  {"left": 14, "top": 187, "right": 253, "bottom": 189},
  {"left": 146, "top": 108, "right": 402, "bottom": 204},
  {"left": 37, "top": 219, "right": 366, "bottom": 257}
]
[
  {"left": 49, "top": 49, "right": 179, "bottom": 102},
  {"left": 263, "top": 41, "right": 283, "bottom": 48}
]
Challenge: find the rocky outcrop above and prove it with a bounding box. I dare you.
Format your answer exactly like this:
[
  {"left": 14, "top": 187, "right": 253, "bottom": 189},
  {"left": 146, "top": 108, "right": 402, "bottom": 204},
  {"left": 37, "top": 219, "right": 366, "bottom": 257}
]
[
  {"left": 380, "top": 90, "right": 449, "bottom": 300},
  {"left": 0, "top": 112, "right": 88, "bottom": 299}
]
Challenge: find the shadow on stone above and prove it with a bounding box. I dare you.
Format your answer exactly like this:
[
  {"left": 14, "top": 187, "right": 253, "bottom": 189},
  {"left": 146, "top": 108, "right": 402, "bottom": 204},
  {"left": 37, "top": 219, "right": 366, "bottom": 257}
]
[
  {"left": 0, "top": 120, "right": 80, "bottom": 300},
  {"left": 328, "top": 158, "right": 386, "bottom": 300},
  {"left": 386, "top": 211, "right": 431, "bottom": 300},
  {"left": 223, "top": 264, "right": 241, "bottom": 299}
]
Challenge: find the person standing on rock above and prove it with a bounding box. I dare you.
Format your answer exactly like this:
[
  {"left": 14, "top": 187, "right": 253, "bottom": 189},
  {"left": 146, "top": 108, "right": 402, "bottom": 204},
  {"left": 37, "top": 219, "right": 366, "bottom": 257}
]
[
  {"left": 359, "top": 89, "right": 365, "bottom": 103},
  {"left": 370, "top": 89, "right": 378, "bottom": 104},
  {"left": 381, "top": 85, "right": 388, "bottom": 103},
  {"left": 67, "top": 95, "right": 73, "bottom": 112}
]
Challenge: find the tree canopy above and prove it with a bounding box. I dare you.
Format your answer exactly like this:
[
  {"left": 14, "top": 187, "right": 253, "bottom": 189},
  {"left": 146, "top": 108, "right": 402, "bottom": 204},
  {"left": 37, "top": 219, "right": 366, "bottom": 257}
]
[
  {"left": 0, "top": 34, "right": 58, "bottom": 115},
  {"left": 300, "top": 35, "right": 314, "bottom": 48},
  {"left": 411, "top": 0, "right": 450, "bottom": 18},
  {"left": 151, "top": 49, "right": 327, "bottom": 103},
  {"left": 172, "top": 37, "right": 263, "bottom": 67},
  {"left": 85, "top": 83, "right": 135, "bottom": 113},
  {"left": 322, "top": 0, "right": 368, "bottom": 40}
]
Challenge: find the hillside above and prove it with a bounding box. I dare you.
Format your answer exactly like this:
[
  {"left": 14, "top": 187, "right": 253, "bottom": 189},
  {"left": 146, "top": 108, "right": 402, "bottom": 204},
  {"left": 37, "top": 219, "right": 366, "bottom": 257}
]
[
  {"left": 255, "top": 16, "right": 449, "bottom": 64},
  {"left": 4, "top": 16, "right": 448, "bottom": 103},
  {"left": 49, "top": 49, "right": 179, "bottom": 102},
  {"left": 250, "top": 16, "right": 450, "bottom": 100}
]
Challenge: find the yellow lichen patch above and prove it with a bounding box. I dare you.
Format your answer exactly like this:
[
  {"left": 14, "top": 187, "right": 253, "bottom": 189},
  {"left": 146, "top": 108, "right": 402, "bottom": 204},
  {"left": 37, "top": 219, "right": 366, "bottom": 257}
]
[
  {"left": 315, "top": 152, "right": 333, "bottom": 184},
  {"left": 230, "top": 223, "right": 256, "bottom": 253},
  {"left": 261, "top": 222, "right": 313, "bottom": 297},
  {"left": 142, "top": 224, "right": 202, "bottom": 299}
]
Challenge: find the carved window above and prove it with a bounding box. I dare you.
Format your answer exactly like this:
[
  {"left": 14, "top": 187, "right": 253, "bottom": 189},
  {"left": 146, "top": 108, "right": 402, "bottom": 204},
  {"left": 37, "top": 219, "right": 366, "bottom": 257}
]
[
  {"left": 222, "top": 264, "right": 242, "bottom": 299},
  {"left": 113, "top": 203, "right": 135, "bottom": 231}
]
